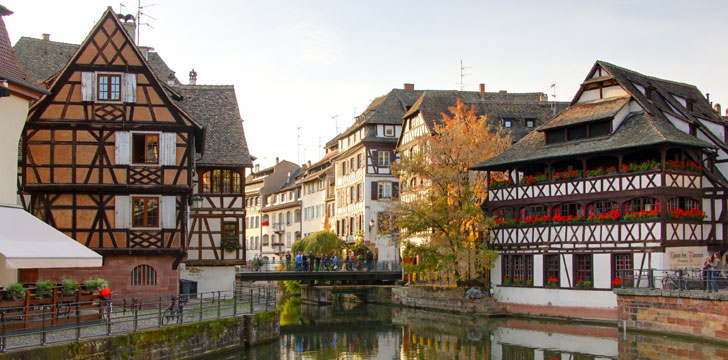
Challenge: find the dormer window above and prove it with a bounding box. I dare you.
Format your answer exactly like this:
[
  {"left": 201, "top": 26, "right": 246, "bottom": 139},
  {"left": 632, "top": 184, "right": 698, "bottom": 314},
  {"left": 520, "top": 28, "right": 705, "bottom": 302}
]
[
  {"left": 503, "top": 119, "right": 514, "bottom": 128},
  {"left": 525, "top": 119, "right": 535, "bottom": 128},
  {"left": 544, "top": 120, "right": 612, "bottom": 145}
]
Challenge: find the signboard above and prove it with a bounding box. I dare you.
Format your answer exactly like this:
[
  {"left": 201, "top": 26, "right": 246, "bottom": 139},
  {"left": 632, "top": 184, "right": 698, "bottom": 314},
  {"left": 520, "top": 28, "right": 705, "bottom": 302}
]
[{"left": 666, "top": 247, "right": 707, "bottom": 269}]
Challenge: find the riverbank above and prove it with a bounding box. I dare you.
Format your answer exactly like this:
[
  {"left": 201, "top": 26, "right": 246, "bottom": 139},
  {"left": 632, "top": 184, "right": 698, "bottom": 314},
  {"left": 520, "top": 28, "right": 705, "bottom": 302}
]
[{"left": 0, "top": 311, "right": 279, "bottom": 360}]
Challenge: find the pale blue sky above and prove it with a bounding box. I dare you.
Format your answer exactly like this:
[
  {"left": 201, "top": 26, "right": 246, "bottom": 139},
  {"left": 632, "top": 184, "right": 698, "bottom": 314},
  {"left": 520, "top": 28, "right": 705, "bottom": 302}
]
[{"left": 4, "top": 1, "right": 727, "bottom": 169}]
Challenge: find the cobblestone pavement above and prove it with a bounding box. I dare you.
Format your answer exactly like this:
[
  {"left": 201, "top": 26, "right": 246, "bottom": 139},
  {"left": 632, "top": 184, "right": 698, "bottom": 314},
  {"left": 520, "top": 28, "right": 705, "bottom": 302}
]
[{"left": 3, "top": 298, "right": 274, "bottom": 351}]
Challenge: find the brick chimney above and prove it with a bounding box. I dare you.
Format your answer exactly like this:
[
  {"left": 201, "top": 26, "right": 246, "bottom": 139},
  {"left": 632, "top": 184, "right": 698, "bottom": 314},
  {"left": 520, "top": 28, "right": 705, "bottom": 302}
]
[
  {"left": 119, "top": 15, "right": 136, "bottom": 44},
  {"left": 714, "top": 103, "right": 721, "bottom": 115},
  {"left": 41, "top": 33, "right": 50, "bottom": 41},
  {"left": 540, "top": 93, "right": 548, "bottom": 102},
  {"left": 189, "top": 69, "right": 197, "bottom": 85},
  {"left": 403, "top": 83, "right": 414, "bottom": 90},
  {"left": 479, "top": 83, "right": 485, "bottom": 101},
  {"left": 254, "top": 164, "right": 260, "bottom": 173},
  {"left": 499, "top": 90, "right": 507, "bottom": 94}
]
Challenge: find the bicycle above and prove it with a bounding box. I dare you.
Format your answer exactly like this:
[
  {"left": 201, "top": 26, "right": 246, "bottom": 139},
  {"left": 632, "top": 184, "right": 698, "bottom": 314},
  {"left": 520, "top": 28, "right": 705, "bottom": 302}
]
[
  {"left": 661, "top": 269, "right": 686, "bottom": 290},
  {"left": 162, "top": 295, "right": 185, "bottom": 325},
  {"left": 100, "top": 291, "right": 118, "bottom": 322}
]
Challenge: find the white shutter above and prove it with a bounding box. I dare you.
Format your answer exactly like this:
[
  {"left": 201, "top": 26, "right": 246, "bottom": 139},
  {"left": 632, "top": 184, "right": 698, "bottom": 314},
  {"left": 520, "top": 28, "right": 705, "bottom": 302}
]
[
  {"left": 160, "top": 133, "right": 177, "bottom": 166},
  {"left": 115, "top": 195, "right": 130, "bottom": 228},
  {"left": 123, "top": 73, "right": 137, "bottom": 103},
  {"left": 114, "top": 131, "right": 131, "bottom": 165},
  {"left": 81, "top": 72, "right": 95, "bottom": 102},
  {"left": 161, "top": 196, "right": 176, "bottom": 229}
]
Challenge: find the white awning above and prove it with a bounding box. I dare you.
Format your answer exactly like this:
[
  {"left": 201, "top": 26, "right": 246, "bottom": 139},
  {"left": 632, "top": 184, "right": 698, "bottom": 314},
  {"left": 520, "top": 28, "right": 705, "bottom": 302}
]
[{"left": 0, "top": 204, "right": 102, "bottom": 268}]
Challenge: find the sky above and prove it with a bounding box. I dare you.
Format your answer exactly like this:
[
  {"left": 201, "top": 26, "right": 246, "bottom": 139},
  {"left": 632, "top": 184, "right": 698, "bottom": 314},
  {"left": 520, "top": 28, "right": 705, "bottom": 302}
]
[{"left": 4, "top": 1, "right": 728, "bottom": 169}]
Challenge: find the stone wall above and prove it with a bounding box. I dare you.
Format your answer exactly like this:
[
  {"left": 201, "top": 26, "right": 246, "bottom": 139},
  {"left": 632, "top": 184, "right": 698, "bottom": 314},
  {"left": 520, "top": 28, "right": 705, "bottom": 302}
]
[
  {"left": 370, "top": 286, "right": 504, "bottom": 314},
  {"left": 616, "top": 288, "right": 728, "bottom": 343},
  {"left": 0, "top": 311, "right": 279, "bottom": 360},
  {"left": 619, "top": 332, "right": 728, "bottom": 359}
]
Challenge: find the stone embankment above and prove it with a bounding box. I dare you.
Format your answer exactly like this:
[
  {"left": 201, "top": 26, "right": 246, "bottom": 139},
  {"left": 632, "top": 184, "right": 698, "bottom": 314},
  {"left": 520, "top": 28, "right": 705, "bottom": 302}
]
[
  {"left": 0, "top": 311, "right": 279, "bottom": 360},
  {"left": 368, "top": 286, "right": 505, "bottom": 315}
]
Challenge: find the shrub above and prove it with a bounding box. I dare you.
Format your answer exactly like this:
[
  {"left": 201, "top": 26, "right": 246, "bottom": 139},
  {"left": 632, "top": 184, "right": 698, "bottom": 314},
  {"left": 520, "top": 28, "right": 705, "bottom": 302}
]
[
  {"left": 84, "top": 278, "right": 108, "bottom": 292},
  {"left": 220, "top": 237, "right": 239, "bottom": 252},
  {"left": 5, "top": 283, "right": 25, "bottom": 300},
  {"left": 61, "top": 278, "right": 80, "bottom": 295},
  {"left": 35, "top": 280, "right": 54, "bottom": 299}
]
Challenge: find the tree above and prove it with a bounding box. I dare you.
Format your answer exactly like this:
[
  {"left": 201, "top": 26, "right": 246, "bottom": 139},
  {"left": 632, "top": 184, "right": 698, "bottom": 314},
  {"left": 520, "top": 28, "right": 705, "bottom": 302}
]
[
  {"left": 391, "top": 98, "right": 511, "bottom": 283},
  {"left": 291, "top": 230, "right": 344, "bottom": 255}
]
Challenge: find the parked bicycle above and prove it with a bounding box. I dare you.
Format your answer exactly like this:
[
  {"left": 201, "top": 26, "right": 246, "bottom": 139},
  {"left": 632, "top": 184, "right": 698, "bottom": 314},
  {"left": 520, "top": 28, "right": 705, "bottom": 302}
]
[
  {"left": 162, "top": 295, "right": 186, "bottom": 325},
  {"left": 661, "top": 269, "right": 687, "bottom": 290}
]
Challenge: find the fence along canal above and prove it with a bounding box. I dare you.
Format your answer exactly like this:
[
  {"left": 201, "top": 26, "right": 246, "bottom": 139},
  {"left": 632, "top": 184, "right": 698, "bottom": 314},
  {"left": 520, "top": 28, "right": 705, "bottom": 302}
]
[{"left": 0, "top": 283, "right": 275, "bottom": 352}]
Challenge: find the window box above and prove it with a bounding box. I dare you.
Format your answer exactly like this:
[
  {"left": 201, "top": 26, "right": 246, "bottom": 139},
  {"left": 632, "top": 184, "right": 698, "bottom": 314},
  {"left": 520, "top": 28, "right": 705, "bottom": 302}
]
[
  {"left": 575, "top": 280, "right": 592, "bottom": 288},
  {"left": 552, "top": 170, "right": 582, "bottom": 181},
  {"left": 621, "top": 160, "right": 660, "bottom": 173},
  {"left": 665, "top": 160, "right": 702, "bottom": 173},
  {"left": 489, "top": 178, "right": 513, "bottom": 188},
  {"left": 520, "top": 174, "right": 547, "bottom": 185},
  {"left": 545, "top": 276, "right": 559, "bottom": 287},
  {"left": 584, "top": 166, "right": 617, "bottom": 178},
  {"left": 623, "top": 210, "right": 659, "bottom": 221},
  {"left": 667, "top": 208, "right": 706, "bottom": 221}
]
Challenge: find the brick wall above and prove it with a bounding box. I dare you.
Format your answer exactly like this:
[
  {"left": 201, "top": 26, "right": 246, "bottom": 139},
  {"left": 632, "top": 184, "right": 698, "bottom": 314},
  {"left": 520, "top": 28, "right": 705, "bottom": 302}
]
[
  {"left": 617, "top": 289, "right": 728, "bottom": 342},
  {"left": 37, "top": 254, "right": 178, "bottom": 298}
]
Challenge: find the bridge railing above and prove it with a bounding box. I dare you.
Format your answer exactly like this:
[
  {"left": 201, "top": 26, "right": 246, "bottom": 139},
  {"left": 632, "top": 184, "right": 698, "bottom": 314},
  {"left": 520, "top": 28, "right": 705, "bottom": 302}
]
[{"left": 237, "top": 260, "right": 402, "bottom": 273}]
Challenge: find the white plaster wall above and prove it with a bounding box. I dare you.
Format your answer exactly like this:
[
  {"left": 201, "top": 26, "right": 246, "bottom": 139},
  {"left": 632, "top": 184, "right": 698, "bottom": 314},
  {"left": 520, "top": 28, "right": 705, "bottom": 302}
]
[
  {"left": 602, "top": 85, "right": 627, "bottom": 99},
  {"left": 576, "top": 89, "right": 600, "bottom": 103},
  {"left": 533, "top": 255, "right": 543, "bottom": 287},
  {"left": 0, "top": 96, "right": 29, "bottom": 205},
  {"left": 593, "top": 253, "right": 611, "bottom": 289},
  {"left": 495, "top": 287, "right": 617, "bottom": 309},
  {"left": 611, "top": 100, "right": 635, "bottom": 131},
  {"left": 699, "top": 118, "right": 725, "bottom": 140},
  {"left": 665, "top": 112, "right": 691, "bottom": 134},
  {"left": 179, "top": 265, "right": 235, "bottom": 294},
  {"left": 561, "top": 254, "right": 573, "bottom": 287}
]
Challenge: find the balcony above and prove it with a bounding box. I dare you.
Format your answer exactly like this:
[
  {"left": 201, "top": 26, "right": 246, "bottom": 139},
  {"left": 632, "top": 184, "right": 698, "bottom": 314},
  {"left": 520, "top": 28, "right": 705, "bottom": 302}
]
[
  {"left": 271, "top": 223, "right": 284, "bottom": 233},
  {"left": 490, "top": 219, "right": 712, "bottom": 250},
  {"left": 488, "top": 170, "right": 701, "bottom": 203}
]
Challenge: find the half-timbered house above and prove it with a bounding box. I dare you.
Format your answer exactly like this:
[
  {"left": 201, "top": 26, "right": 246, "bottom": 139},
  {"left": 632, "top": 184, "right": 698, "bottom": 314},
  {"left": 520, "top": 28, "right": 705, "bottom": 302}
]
[
  {"left": 174, "top": 78, "right": 253, "bottom": 294},
  {"left": 19, "top": 8, "right": 203, "bottom": 297},
  {"left": 472, "top": 61, "right": 728, "bottom": 321}
]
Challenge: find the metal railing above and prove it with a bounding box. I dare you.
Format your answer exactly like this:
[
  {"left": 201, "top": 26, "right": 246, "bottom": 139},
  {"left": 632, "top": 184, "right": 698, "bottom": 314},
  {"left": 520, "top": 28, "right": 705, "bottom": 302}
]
[
  {"left": 0, "top": 283, "right": 275, "bottom": 352},
  {"left": 238, "top": 260, "right": 402, "bottom": 273},
  {"left": 615, "top": 268, "right": 727, "bottom": 292}
]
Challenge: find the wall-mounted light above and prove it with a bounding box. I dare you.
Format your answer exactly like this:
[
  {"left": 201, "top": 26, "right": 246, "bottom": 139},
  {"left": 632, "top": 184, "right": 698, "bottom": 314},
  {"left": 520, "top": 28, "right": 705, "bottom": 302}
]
[
  {"left": 191, "top": 194, "right": 203, "bottom": 212},
  {"left": 369, "top": 218, "right": 375, "bottom": 230}
]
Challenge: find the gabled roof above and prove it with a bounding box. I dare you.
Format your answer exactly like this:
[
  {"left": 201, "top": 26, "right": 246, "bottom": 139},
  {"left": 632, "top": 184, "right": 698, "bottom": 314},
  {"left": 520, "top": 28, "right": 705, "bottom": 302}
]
[
  {"left": 13, "top": 36, "right": 179, "bottom": 85},
  {"left": 472, "top": 61, "right": 717, "bottom": 170},
  {"left": 339, "top": 88, "right": 424, "bottom": 138},
  {"left": 0, "top": 6, "right": 46, "bottom": 95},
  {"left": 173, "top": 85, "right": 252, "bottom": 167}
]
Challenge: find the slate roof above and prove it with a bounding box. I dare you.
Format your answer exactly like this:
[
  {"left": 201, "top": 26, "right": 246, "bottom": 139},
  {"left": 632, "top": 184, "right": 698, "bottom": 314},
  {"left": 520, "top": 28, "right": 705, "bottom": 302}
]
[
  {"left": 401, "top": 90, "right": 567, "bottom": 143},
  {"left": 13, "top": 36, "right": 180, "bottom": 84},
  {"left": 0, "top": 8, "right": 46, "bottom": 94},
  {"left": 472, "top": 61, "right": 718, "bottom": 170},
  {"left": 339, "top": 88, "right": 424, "bottom": 138},
  {"left": 539, "top": 96, "right": 628, "bottom": 131},
  {"left": 173, "top": 85, "right": 252, "bottom": 167}
]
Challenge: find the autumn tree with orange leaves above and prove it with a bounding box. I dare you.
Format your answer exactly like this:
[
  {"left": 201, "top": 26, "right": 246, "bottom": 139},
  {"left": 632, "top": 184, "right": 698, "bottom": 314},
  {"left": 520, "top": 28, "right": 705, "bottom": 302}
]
[{"left": 391, "top": 98, "right": 511, "bottom": 284}]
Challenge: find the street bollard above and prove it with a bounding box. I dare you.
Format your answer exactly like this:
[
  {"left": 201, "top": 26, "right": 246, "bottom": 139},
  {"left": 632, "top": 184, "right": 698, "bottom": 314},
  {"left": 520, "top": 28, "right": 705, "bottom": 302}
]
[{"left": 75, "top": 303, "right": 81, "bottom": 341}]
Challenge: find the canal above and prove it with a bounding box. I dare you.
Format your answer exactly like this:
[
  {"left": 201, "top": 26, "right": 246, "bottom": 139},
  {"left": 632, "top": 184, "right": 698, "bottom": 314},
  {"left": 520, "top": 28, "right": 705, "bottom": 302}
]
[{"left": 210, "top": 296, "right": 728, "bottom": 359}]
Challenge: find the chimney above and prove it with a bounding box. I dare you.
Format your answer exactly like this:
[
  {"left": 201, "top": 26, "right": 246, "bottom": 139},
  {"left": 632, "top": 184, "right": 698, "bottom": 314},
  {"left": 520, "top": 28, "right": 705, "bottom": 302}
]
[
  {"left": 41, "top": 33, "right": 50, "bottom": 41},
  {"left": 254, "top": 164, "right": 260, "bottom": 173},
  {"left": 167, "top": 72, "right": 177, "bottom": 86},
  {"left": 138, "top": 46, "right": 151, "bottom": 61},
  {"left": 120, "top": 16, "right": 136, "bottom": 44},
  {"left": 715, "top": 103, "right": 722, "bottom": 115},
  {"left": 189, "top": 69, "right": 197, "bottom": 85},
  {"left": 499, "top": 90, "right": 507, "bottom": 94},
  {"left": 276, "top": 157, "right": 279, "bottom": 164},
  {"left": 403, "top": 83, "right": 414, "bottom": 91},
  {"left": 539, "top": 93, "right": 548, "bottom": 102},
  {"left": 706, "top": 93, "right": 710, "bottom": 104},
  {"left": 479, "top": 83, "right": 485, "bottom": 101},
  {"left": 307, "top": 160, "right": 311, "bottom": 167}
]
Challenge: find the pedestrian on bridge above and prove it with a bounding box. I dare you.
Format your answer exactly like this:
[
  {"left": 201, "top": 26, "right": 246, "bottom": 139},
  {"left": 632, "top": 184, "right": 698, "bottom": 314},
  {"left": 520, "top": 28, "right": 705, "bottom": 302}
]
[
  {"left": 295, "top": 251, "right": 302, "bottom": 271},
  {"left": 286, "top": 251, "right": 292, "bottom": 271}
]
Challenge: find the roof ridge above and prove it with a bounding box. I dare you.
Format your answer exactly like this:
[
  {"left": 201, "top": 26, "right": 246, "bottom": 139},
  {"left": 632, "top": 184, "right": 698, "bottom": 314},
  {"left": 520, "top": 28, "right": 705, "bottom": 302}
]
[
  {"left": 174, "top": 84, "right": 235, "bottom": 89},
  {"left": 640, "top": 111, "right": 667, "bottom": 141},
  {"left": 18, "top": 36, "right": 79, "bottom": 48},
  {"left": 598, "top": 60, "right": 700, "bottom": 90}
]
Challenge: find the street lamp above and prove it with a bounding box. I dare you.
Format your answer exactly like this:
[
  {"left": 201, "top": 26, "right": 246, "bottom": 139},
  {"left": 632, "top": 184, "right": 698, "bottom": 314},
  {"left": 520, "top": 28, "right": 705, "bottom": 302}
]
[{"left": 191, "top": 194, "right": 203, "bottom": 214}]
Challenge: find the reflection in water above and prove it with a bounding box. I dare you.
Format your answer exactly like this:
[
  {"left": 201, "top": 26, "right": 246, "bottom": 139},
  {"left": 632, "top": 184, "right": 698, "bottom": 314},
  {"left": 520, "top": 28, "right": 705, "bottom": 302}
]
[{"left": 209, "top": 297, "right": 728, "bottom": 359}]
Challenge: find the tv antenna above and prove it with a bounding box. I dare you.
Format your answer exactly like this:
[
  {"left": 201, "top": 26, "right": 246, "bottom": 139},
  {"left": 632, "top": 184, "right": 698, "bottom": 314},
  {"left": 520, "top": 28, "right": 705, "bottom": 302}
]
[
  {"left": 135, "top": 0, "right": 157, "bottom": 44},
  {"left": 332, "top": 115, "right": 340, "bottom": 134},
  {"left": 458, "top": 59, "right": 471, "bottom": 91},
  {"left": 297, "top": 126, "right": 302, "bottom": 164},
  {"left": 550, "top": 83, "right": 557, "bottom": 115}
]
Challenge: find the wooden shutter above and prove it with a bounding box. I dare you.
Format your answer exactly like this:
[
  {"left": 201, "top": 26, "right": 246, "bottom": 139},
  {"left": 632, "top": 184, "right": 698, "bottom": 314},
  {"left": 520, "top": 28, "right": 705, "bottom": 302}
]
[
  {"left": 161, "top": 196, "right": 176, "bottom": 229},
  {"left": 115, "top": 195, "right": 130, "bottom": 228},
  {"left": 114, "top": 131, "right": 131, "bottom": 165},
  {"left": 123, "top": 73, "right": 137, "bottom": 103},
  {"left": 371, "top": 150, "right": 377, "bottom": 166},
  {"left": 371, "top": 181, "right": 378, "bottom": 200},
  {"left": 392, "top": 182, "right": 399, "bottom": 199},
  {"left": 160, "top": 133, "right": 177, "bottom": 166},
  {"left": 81, "top": 72, "right": 95, "bottom": 102}
]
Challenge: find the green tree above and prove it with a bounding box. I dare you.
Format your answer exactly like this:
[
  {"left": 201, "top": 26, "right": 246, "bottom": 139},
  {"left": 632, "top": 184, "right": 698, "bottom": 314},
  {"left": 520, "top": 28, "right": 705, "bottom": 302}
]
[
  {"left": 392, "top": 98, "right": 511, "bottom": 283},
  {"left": 291, "top": 230, "right": 344, "bottom": 255}
]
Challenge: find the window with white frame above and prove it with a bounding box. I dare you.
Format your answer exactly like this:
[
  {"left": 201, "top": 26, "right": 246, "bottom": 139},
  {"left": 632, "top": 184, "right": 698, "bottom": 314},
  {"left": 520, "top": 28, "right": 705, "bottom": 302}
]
[
  {"left": 384, "top": 125, "right": 395, "bottom": 137},
  {"left": 378, "top": 182, "right": 392, "bottom": 199},
  {"left": 378, "top": 151, "right": 390, "bottom": 166}
]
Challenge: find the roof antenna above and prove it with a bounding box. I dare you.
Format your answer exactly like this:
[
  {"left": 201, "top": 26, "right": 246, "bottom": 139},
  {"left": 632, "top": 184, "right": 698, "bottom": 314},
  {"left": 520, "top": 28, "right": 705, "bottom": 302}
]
[
  {"left": 297, "top": 126, "right": 302, "bottom": 164},
  {"left": 135, "top": 0, "right": 157, "bottom": 44},
  {"left": 332, "top": 114, "right": 339, "bottom": 134},
  {"left": 118, "top": 2, "right": 126, "bottom": 13},
  {"left": 550, "top": 83, "right": 557, "bottom": 115},
  {"left": 458, "top": 59, "right": 471, "bottom": 91}
]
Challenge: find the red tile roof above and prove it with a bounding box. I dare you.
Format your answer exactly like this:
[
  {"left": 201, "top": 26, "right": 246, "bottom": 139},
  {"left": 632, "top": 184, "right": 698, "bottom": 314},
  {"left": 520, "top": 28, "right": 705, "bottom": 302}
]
[{"left": 0, "top": 8, "right": 44, "bottom": 93}]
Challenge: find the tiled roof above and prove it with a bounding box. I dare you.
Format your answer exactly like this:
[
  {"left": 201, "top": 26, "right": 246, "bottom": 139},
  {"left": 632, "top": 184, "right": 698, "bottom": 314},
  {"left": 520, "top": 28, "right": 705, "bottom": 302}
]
[
  {"left": 402, "top": 90, "right": 568, "bottom": 143},
  {"left": 13, "top": 36, "right": 180, "bottom": 84},
  {"left": 172, "top": 85, "right": 252, "bottom": 167},
  {"left": 473, "top": 61, "right": 718, "bottom": 170},
  {"left": 339, "top": 88, "right": 425, "bottom": 138},
  {"left": 0, "top": 9, "right": 45, "bottom": 93}
]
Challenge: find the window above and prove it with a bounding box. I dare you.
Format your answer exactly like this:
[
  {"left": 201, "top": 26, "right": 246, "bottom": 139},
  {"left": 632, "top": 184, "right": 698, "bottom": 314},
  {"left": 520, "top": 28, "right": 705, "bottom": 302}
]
[
  {"left": 590, "top": 120, "right": 611, "bottom": 137},
  {"left": 546, "top": 129, "right": 565, "bottom": 144},
  {"left": 378, "top": 182, "right": 392, "bottom": 199},
  {"left": 131, "top": 264, "right": 157, "bottom": 286},
  {"left": 357, "top": 154, "right": 362, "bottom": 169},
  {"left": 494, "top": 207, "right": 514, "bottom": 219},
  {"left": 503, "top": 119, "right": 514, "bottom": 128},
  {"left": 559, "top": 203, "right": 582, "bottom": 217},
  {"left": 628, "top": 197, "right": 658, "bottom": 213},
  {"left": 612, "top": 253, "right": 633, "bottom": 281},
  {"left": 262, "top": 234, "right": 269, "bottom": 246},
  {"left": 286, "top": 211, "right": 292, "bottom": 225},
  {"left": 201, "top": 170, "right": 242, "bottom": 193},
  {"left": 592, "top": 200, "right": 617, "bottom": 215},
  {"left": 341, "top": 162, "right": 347, "bottom": 175},
  {"left": 295, "top": 209, "right": 301, "bottom": 223},
  {"left": 384, "top": 126, "right": 395, "bottom": 137},
  {"left": 567, "top": 125, "right": 587, "bottom": 140},
  {"left": 574, "top": 254, "right": 593, "bottom": 287},
  {"left": 544, "top": 254, "right": 560, "bottom": 287},
  {"left": 524, "top": 205, "right": 547, "bottom": 218},
  {"left": 667, "top": 197, "right": 700, "bottom": 210},
  {"left": 502, "top": 255, "right": 533, "bottom": 285},
  {"left": 222, "top": 222, "right": 238, "bottom": 243},
  {"left": 350, "top": 158, "right": 355, "bottom": 171},
  {"left": 289, "top": 192, "right": 294, "bottom": 201},
  {"left": 378, "top": 151, "right": 390, "bottom": 166},
  {"left": 255, "top": 216, "right": 259, "bottom": 227},
  {"left": 132, "top": 133, "right": 159, "bottom": 164},
  {"left": 97, "top": 74, "right": 121, "bottom": 101},
  {"left": 132, "top": 196, "right": 159, "bottom": 227},
  {"left": 357, "top": 183, "right": 362, "bottom": 202},
  {"left": 525, "top": 118, "right": 535, "bottom": 128}
]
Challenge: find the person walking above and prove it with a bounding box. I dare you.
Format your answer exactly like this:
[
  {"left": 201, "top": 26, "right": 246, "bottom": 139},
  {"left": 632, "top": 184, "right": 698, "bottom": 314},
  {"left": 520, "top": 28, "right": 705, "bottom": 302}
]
[
  {"left": 332, "top": 253, "right": 338, "bottom": 271},
  {"left": 366, "top": 250, "right": 373, "bottom": 272},
  {"left": 285, "top": 251, "right": 292, "bottom": 271},
  {"left": 713, "top": 252, "right": 722, "bottom": 292},
  {"left": 295, "top": 251, "right": 302, "bottom": 271},
  {"left": 703, "top": 256, "right": 715, "bottom": 292},
  {"left": 315, "top": 254, "right": 321, "bottom": 272}
]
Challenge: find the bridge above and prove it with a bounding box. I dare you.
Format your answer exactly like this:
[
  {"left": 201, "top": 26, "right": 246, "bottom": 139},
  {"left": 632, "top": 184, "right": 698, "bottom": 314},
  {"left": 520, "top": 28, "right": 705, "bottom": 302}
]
[{"left": 236, "top": 261, "right": 402, "bottom": 284}]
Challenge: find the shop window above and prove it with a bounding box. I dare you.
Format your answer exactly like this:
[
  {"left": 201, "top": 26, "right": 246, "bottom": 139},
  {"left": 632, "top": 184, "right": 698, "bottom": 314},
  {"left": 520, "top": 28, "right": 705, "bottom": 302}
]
[{"left": 131, "top": 264, "right": 157, "bottom": 286}]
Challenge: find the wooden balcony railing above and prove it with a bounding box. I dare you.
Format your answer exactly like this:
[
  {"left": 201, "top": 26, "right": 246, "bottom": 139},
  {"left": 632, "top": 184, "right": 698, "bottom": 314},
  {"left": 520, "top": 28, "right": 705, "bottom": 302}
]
[{"left": 488, "top": 171, "right": 701, "bottom": 202}]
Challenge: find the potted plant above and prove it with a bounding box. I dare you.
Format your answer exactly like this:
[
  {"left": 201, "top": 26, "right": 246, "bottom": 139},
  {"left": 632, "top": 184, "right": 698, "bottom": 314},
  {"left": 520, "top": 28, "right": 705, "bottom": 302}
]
[
  {"left": 5, "top": 282, "right": 25, "bottom": 301},
  {"left": 221, "top": 237, "right": 239, "bottom": 252},
  {"left": 502, "top": 276, "right": 511, "bottom": 286},
  {"left": 84, "top": 278, "right": 108, "bottom": 292},
  {"left": 513, "top": 278, "right": 523, "bottom": 285},
  {"left": 525, "top": 279, "right": 533, "bottom": 286},
  {"left": 546, "top": 276, "right": 559, "bottom": 287},
  {"left": 576, "top": 280, "right": 592, "bottom": 288},
  {"left": 62, "top": 278, "right": 80, "bottom": 296},
  {"left": 35, "top": 280, "right": 54, "bottom": 299}
]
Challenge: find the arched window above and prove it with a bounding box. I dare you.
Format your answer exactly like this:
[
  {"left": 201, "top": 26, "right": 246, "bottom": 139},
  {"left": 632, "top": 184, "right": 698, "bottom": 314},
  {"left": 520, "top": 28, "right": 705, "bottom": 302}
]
[
  {"left": 201, "top": 169, "right": 243, "bottom": 193},
  {"left": 131, "top": 264, "right": 157, "bottom": 286}
]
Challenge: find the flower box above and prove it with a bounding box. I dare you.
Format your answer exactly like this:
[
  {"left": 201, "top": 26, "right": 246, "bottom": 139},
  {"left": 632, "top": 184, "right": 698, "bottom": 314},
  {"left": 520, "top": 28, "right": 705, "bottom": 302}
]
[
  {"left": 667, "top": 208, "right": 706, "bottom": 221},
  {"left": 520, "top": 174, "right": 547, "bottom": 185},
  {"left": 489, "top": 178, "right": 513, "bottom": 188},
  {"left": 665, "top": 160, "right": 702, "bottom": 173},
  {"left": 623, "top": 210, "right": 660, "bottom": 221},
  {"left": 552, "top": 169, "right": 582, "bottom": 181},
  {"left": 621, "top": 160, "right": 660, "bottom": 173},
  {"left": 585, "top": 166, "right": 617, "bottom": 178}
]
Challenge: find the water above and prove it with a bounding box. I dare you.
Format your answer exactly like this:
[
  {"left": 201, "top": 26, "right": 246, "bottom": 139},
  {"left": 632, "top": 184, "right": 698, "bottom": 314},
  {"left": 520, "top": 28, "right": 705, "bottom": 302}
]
[{"left": 210, "top": 297, "right": 728, "bottom": 359}]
